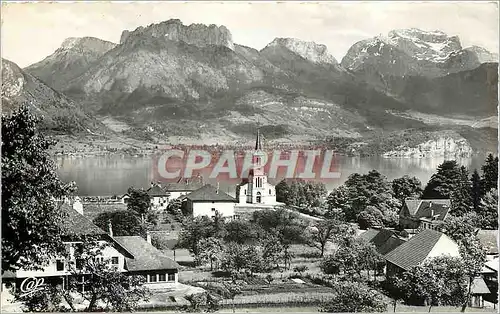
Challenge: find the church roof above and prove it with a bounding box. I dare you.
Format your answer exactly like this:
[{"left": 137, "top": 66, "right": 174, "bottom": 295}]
[{"left": 255, "top": 128, "right": 262, "bottom": 150}]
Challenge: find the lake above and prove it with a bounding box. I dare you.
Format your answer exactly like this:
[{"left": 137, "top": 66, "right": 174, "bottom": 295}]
[{"left": 55, "top": 154, "right": 487, "bottom": 196}]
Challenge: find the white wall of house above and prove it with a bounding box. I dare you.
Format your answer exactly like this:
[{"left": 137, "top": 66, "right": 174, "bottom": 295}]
[
  {"left": 15, "top": 241, "right": 127, "bottom": 278},
  {"left": 191, "top": 201, "right": 235, "bottom": 218},
  {"left": 425, "top": 235, "right": 461, "bottom": 261},
  {"left": 144, "top": 271, "right": 178, "bottom": 287},
  {"left": 151, "top": 196, "right": 169, "bottom": 211}
]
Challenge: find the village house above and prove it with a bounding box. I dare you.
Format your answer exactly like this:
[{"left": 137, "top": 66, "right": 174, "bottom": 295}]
[
  {"left": 182, "top": 184, "right": 238, "bottom": 218},
  {"left": 481, "top": 257, "right": 498, "bottom": 306},
  {"left": 2, "top": 200, "right": 179, "bottom": 293},
  {"left": 398, "top": 199, "right": 451, "bottom": 231},
  {"left": 147, "top": 183, "right": 170, "bottom": 211},
  {"left": 384, "top": 229, "right": 460, "bottom": 278},
  {"left": 235, "top": 129, "right": 277, "bottom": 206}
]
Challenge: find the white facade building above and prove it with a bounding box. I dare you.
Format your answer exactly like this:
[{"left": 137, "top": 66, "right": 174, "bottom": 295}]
[
  {"left": 236, "top": 129, "right": 277, "bottom": 205},
  {"left": 183, "top": 184, "right": 237, "bottom": 218}
]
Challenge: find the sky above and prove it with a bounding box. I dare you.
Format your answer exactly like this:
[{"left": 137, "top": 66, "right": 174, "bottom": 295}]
[{"left": 1, "top": 1, "right": 499, "bottom": 68}]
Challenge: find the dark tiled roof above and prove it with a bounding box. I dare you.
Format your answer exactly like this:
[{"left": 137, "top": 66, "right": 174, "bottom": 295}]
[
  {"left": 403, "top": 199, "right": 450, "bottom": 221},
  {"left": 60, "top": 204, "right": 107, "bottom": 237},
  {"left": 477, "top": 230, "right": 499, "bottom": 254},
  {"left": 359, "top": 229, "right": 406, "bottom": 256},
  {"left": 147, "top": 185, "right": 169, "bottom": 196},
  {"left": 385, "top": 229, "right": 445, "bottom": 271},
  {"left": 379, "top": 236, "right": 407, "bottom": 256},
  {"left": 359, "top": 229, "right": 383, "bottom": 243},
  {"left": 164, "top": 182, "right": 203, "bottom": 192},
  {"left": 184, "top": 184, "right": 237, "bottom": 202},
  {"left": 114, "top": 236, "right": 179, "bottom": 271}
]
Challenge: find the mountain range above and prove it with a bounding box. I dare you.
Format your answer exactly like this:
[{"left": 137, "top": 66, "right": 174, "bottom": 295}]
[{"left": 2, "top": 19, "right": 498, "bottom": 151}]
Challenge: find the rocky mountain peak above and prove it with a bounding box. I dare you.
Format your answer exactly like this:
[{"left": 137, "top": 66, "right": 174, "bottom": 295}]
[
  {"left": 264, "top": 38, "right": 338, "bottom": 65},
  {"left": 59, "top": 37, "right": 117, "bottom": 54},
  {"left": 119, "top": 19, "right": 234, "bottom": 50},
  {"left": 382, "top": 28, "right": 462, "bottom": 62}
]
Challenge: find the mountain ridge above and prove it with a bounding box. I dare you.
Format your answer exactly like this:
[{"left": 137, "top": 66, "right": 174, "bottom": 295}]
[{"left": 11, "top": 22, "right": 497, "bottom": 150}]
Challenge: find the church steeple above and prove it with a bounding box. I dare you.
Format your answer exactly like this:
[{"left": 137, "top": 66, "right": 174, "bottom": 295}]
[{"left": 255, "top": 128, "right": 262, "bottom": 151}]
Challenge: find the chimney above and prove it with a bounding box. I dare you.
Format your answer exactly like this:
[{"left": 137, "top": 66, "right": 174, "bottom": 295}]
[
  {"left": 108, "top": 220, "right": 113, "bottom": 237},
  {"left": 216, "top": 182, "right": 220, "bottom": 194},
  {"left": 429, "top": 202, "right": 434, "bottom": 218},
  {"left": 146, "top": 232, "right": 152, "bottom": 244},
  {"left": 73, "top": 196, "right": 84, "bottom": 215}
]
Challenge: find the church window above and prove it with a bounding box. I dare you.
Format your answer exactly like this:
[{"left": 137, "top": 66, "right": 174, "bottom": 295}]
[{"left": 269, "top": 189, "right": 272, "bottom": 195}]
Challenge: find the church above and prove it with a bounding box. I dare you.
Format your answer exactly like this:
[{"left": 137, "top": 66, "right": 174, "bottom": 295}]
[{"left": 235, "top": 129, "right": 278, "bottom": 205}]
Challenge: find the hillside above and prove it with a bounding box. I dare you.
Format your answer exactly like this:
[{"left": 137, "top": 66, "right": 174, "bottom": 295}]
[{"left": 1, "top": 58, "right": 105, "bottom": 134}]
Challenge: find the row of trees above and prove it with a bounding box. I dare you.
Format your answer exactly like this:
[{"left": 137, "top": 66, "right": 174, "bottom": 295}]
[
  {"left": 422, "top": 157, "right": 498, "bottom": 229},
  {"left": 177, "top": 208, "right": 308, "bottom": 273},
  {"left": 326, "top": 170, "right": 405, "bottom": 229}
]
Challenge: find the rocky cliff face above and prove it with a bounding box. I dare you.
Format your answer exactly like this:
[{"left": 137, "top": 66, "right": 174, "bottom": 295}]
[
  {"left": 26, "top": 37, "right": 116, "bottom": 90},
  {"left": 263, "top": 38, "right": 338, "bottom": 65},
  {"left": 383, "top": 136, "right": 473, "bottom": 158},
  {"left": 120, "top": 19, "right": 234, "bottom": 50}
]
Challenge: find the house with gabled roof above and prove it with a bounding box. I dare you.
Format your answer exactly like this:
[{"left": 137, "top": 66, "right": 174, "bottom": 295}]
[
  {"left": 147, "top": 183, "right": 170, "bottom": 211},
  {"left": 2, "top": 201, "right": 179, "bottom": 292},
  {"left": 398, "top": 199, "right": 451, "bottom": 231},
  {"left": 114, "top": 236, "right": 179, "bottom": 286},
  {"left": 182, "top": 184, "right": 237, "bottom": 218},
  {"left": 385, "top": 229, "right": 460, "bottom": 278},
  {"left": 359, "top": 228, "right": 406, "bottom": 256}
]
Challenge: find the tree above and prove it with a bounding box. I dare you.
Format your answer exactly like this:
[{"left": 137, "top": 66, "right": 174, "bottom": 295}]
[
  {"left": 480, "top": 153, "right": 498, "bottom": 194},
  {"left": 319, "top": 281, "right": 387, "bottom": 312},
  {"left": 477, "top": 189, "right": 498, "bottom": 229},
  {"left": 357, "top": 206, "right": 384, "bottom": 230},
  {"left": 450, "top": 166, "right": 473, "bottom": 217},
  {"left": 437, "top": 213, "right": 480, "bottom": 243},
  {"left": 198, "top": 237, "right": 224, "bottom": 270},
  {"left": 2, "top": 106, "right": 74, "bottom": 273},
  {"left": 392, "top": 175, "right": 423, "bottom": 202},
  {"left": 470, "top": 169, "right": 482, "bottom": 212},
  {"left": 275, "top": 179, "right": 327, "bottom": 208},
  {"left": 127, "top": 187, "right": 151, "bottom": 223},
  {"left": 252, "top": 208, "right": 306, "bottom": 269},
  {"left": 321, "top": 237, "right": 382, "bottom": 278},
  {"left": 326, "top": 170, "right": 400, "bottom": 224},
  {"left": 422, "top": 161, "right": 462, "bottom": 199},
  {"left": 221, "top": 242, "right": 262, "bottom": 274},
  {"left": 307, "top": 219, "right": 339, "bottom": 257},
  {"left": 224, "top": 219, "right": 257, "bottom": 244},
  {"left": 177, "top": 216, "right": 215, "bottom": 263},
  {"left": 93, "top": 211, "right": 146, "bottom": 237},
  {"left": 438, "top": 217, "right": 487, "bottom": 312},
  {"left": 392, "top": 256, "right": 467, "bottom": 311},
  {"left": 458, "top": 236, "right": 486, "bottom": 312}
]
